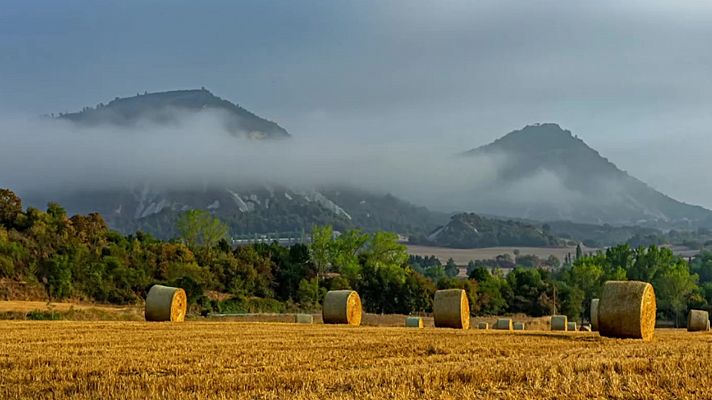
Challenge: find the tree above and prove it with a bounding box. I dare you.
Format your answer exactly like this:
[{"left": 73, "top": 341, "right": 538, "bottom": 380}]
[
  {"left": 0, "top": 188, "right": 22, "bottom": 228},
  {"left": 445, "top": 258, "right": 459, "bottom": 278},
  {"left": 309, "top": 225, "right": 333, "bottom": 305},
  {"left": 654, "top": 260, "right": 698, "bottom": 327},
  {"left": 176, "top": 210, "right": 228, "bottom": 251}
]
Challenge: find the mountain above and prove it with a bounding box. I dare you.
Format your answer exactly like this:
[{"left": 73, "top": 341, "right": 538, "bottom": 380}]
[
  {"left": 59, "top": 88, "right": 289, "bottom": 139},
  {"left": 25, "top": 89, "right": 448, "bottom": 238},
  {"left": 420, "top": 213, "right": 560, "bottom": 248},
  {"left": 39, "top": 185, "right": 448, "bottom": 239},
  {"left": 462, "top": 123, "right": 712, "bottom": 229}
]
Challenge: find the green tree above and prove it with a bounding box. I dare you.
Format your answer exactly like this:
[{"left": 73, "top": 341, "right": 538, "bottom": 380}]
[
  {"left": 445, "top": 258, "right": 459, "bottom": 278},
  {"left": 176, "top": 210, "right": 228, "bottom": 251},
  {"left": 654, "top": 260, "right": 699, "bottom": 327},
  {"left": 308, "top": 225, "right": 333, "bottom": 305},
  {"left": 0, "top": 188, "right": 22, "bottom": 228}
]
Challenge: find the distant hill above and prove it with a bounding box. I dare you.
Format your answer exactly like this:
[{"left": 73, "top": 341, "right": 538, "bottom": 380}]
[
  {"left": 34, "top": 89, "right": 450, "bottom": 238},
  {"left": 36, "top": 186, "right": 448, "bottom": 239},
  {"left": 59, "top": 88, "right": 289, "bottom": 139},
  {"left": 463, "top": 123, "right": 712, "bottom": 229},
  {"left": 418, "top": 213, "right": 560, "bottom": 248}
]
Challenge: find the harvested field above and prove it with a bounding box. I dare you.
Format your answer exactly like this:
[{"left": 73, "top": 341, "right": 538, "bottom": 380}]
[{"left": 1, "top": 321, "right": 710, "bottom": 399}]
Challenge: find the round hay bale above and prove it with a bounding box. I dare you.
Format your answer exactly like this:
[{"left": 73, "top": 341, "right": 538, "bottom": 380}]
[
  {"left": 145, "top": 285, "right": 187, "bottom": 322},
  {"left": 550, "top": 315, "right": 567, "bottom": 331},
  {"left": 687, "top": 309, "right": 709, "bottom": 332},
  {"left": 477, "top": 322, "right": 489, "bottom": 330},
  {"left": 295, "top": 314, "right": 314, "bottom": 324},
  {"left": 598, "top": 280, "right": 656, "bottom": 341},
  {"left": 433, "top": 289, "right": 470, "bottom": 329},
  {"left": 405, "top": 316, "right": 423, "bottom": 328},
  {"left": 494, "top": 318, "right": 513, "bottom": 331},
  {"left": 322, "top": 290, "right": 362, "bottom": 326},
  {"left": 567, "top": 322, "right": 577, "bottom": 331},
  {"left": 708, "top": 320, "right": 710, "bottom": 331},
  {"left": 590, "top": 298, "right": 600, "bottom": 331},
  {"left": 513, "top": 322, "right": 525, "bottom": 331}
]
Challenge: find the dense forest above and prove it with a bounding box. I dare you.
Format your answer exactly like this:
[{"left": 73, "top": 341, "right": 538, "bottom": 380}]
[{"left": 1, "top": 188, "right": 710, "bottom": 325}]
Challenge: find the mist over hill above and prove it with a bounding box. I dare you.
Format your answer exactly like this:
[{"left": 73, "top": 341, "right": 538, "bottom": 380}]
[
  {"left": 5, "top": 90, "right": 712, "bottom": 245},
  {"left": 58, "top": 88, "right": 289, "bottom": 140},
  {"left": 459, "top": 123, "right": 712, "bottom": 229}
]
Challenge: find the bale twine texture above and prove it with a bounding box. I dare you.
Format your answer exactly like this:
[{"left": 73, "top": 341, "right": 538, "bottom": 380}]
[
  {"left": 590, "top": 298, "right": 600, "bottom": 331},
  {"left": 494, "top": 318, "right": 513, "bottom": 331},
  {"left": 687, "top": 309, "right": 709, "bottom": 332},
  {"left": 551, "top": 315, "right": 568, "bottom": 331},
  {"left": 145, "top": 285, "right": 187, "bottom": 322},
  {"left": 295, "top": 314, "right": 314, "bottom": 324},
  {"left": 405, "top": 316, "right": 423, "bottom": 328},
  {"left": 433, "top": 289, "right": 470, "bottom": 329},
  {"left": 598, "top": 280, "right": 656, "bottom": 341},
  {"left": 322, "top": 290, "right": 362, "bottom": 326}
]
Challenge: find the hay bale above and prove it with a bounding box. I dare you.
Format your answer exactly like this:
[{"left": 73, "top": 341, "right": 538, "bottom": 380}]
[
  {"left": 590, "top": 298, "right": 600, "bottom": 331},
  {"left": 405, "top": 316, "right": 423, "bottom": 328},
  {"left": 551, "top": 315, "right": 568, "bottom": 331},
  {"left": 567, "top": 322, "right": 577, "bottom": 331},
  {"left": 322, "top": 290, "right": 362, "bottom": 326},
  {"left": 708, "top": 320, "right": 710, "bottom": 331},
  {"left": 145, "top": 285, "right": 187, "bottom": 322},
  {"left": 493, "top": 318, "right": 513, "bottom": 331},
  {"left": 687, "top": 309, "right": 709, "bottom": 332},
  {"left": 513, "top": 322, "right": 525, "bottom": 331},
  {"left": 477, "top": 322, "right": 489, "bottom": 330},
  {"left": 433, "top": 289, "right": 470, "bottom": 329},
  {"left": 295, "top": 314, "right": 314, "bottom": 324},
  {"left": 598, "top": 280, "right": 656, "bottom": 341}
]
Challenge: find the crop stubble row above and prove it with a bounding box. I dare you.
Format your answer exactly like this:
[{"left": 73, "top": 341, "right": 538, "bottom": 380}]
[{"left": 0, "top": 321, "right": 711, "bottom": 399}]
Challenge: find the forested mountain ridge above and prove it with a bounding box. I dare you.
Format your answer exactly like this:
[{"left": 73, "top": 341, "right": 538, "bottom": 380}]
[
  {"left": 58, "top": 88, "right": 289, "bottom": 139},
  {"left": 462, "top": 123, "right": 712, "bottom": 228},
  {"left": 419, "top": 213, "right": 561, "bottom": 248}
]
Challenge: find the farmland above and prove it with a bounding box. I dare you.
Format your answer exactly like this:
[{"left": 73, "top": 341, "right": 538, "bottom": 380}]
[{"left": 1, "top": 321, "right": 710, "bottom": 399}]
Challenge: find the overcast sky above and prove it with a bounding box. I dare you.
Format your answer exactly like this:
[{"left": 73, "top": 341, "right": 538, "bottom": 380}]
[{"left": 1, "top": 1, "right": 712, "bottom": 207}]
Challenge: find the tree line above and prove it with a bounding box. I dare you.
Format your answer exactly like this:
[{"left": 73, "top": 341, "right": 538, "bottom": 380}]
[{"left": 0, "top": 188, "right": 709, "bottom": 324}]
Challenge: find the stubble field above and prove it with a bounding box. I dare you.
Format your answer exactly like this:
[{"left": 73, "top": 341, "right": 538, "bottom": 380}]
[{"left": 0, "top": 321, "right": 710, "bottom": 399}]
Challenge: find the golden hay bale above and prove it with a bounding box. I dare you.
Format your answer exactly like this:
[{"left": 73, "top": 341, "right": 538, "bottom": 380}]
[
  {"left": 567, "top": 322, "right": 577, "bottom": 331},
  {"left": 145, "top": 285, "right": 187, "bottom": 322},
  {"left": 550, "top": 315, "right": 568, "bottom": 331},
  {"left": 322, "top": 290, "right": 362, "bottom": 326},
  {"left": 433, "top": 289, "right": 470, "bottom": 329},
  {"left": 687, "top": 309, "right": 709, "bottom": 332},
  {"left": 295, "top": 314, "right": 314, "bottom": 324},
  {"left": 493, "top": 318, "right": 513, "bottom": 331},
  {"left": 513, "top": 322, "right": 525, "bottom": 331},
  {"left": 477, "top": 322, "right": 489, "bottom": 330},
  {"left": 405, "top": 316, "right": 423, "bottom": 328},
  {"left": 598, "top": 280, "right": 656, "bottom": 341},
  {"left": 590, "top": 298, "right": 599, "bottom": 331}
]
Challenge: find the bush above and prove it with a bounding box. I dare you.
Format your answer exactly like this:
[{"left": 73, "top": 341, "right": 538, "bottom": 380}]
[{"left": 26, "top": 310, "right": 62, "bottom": 320}]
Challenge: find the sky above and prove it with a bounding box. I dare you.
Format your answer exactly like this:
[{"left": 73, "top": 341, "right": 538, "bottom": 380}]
[{"left": 1, "top": 1, "right": 712, "bottom": 208}]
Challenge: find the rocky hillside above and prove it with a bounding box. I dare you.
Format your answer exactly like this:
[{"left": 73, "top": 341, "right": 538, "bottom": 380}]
[{"left": 462, "top": 123, "right": 712, "bottom": 229}]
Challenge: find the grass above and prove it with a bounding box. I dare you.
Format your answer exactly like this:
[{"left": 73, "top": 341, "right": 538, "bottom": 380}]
[{"left": 1, "top": 322, "right": 711, "bottom": 399}]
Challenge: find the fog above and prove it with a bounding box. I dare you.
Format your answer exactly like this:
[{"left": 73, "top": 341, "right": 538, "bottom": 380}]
[
  {"left": 0, "top": 111, "right": 513, "bottom": 212},
  {"left": 2, "top": 1, "right": 712, "bottom": 211}
]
